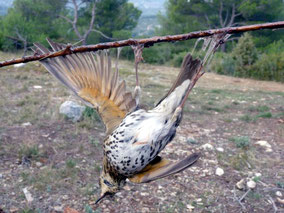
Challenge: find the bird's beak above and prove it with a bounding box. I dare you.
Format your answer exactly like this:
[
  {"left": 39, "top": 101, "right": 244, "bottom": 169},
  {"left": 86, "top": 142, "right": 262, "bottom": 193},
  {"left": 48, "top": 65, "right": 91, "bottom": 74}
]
[{"left": 95, "top": 192, "right": 110, "bottom": 204}]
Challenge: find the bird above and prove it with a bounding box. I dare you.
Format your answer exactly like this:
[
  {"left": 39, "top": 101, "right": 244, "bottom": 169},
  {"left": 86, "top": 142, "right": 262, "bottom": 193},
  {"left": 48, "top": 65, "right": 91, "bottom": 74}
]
[{"left": 33, "top": 39, "right": 202, "bottom": 204}]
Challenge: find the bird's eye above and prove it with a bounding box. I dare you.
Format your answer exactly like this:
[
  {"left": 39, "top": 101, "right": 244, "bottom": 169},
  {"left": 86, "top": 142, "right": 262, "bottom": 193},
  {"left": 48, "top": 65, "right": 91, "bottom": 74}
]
[{"left": 104, "top": 179, "right": 113, "bottom": 187}]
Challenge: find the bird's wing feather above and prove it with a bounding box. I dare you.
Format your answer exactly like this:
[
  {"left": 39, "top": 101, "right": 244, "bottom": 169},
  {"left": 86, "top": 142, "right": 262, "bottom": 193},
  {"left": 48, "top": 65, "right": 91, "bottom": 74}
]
[
  {"left": 129, "top": 153, "right": 200, "bottom": 183},
  {"left": 33, "top": 39, "right": 136, "bottom": 135}
]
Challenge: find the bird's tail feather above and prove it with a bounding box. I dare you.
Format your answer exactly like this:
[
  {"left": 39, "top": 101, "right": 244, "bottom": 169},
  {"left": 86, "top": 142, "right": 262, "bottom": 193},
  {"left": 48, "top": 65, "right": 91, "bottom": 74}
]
[{"left": 156, "top": 53, "right": 201, "bottom": 106}]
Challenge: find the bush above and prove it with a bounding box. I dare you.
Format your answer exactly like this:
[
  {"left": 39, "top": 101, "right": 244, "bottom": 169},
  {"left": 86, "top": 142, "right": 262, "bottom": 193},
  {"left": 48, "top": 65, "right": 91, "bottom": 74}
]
[
  {"left": 212, "top": 35, "right": 284, "bottom": 82},
  {"left": 142, "top": 44, "right": 172, "bottom": 65},
  {"left": 232, "top": 33, "right": 258, "bottom": 78},
  {"left": 230, "top": 136, "right": 250, "bottom": 149},
  {"left": 251, "top": 52, "right": 284, "bottom": 82},
  {"left": 211, "top": 52, "right": 236, "bottom": 76}
]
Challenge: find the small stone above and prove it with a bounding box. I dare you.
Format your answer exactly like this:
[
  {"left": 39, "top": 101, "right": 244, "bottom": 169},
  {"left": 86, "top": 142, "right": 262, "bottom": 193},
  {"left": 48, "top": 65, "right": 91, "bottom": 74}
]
[
  {"left": 196, "top": 198, "right": 202, "bottom": 202},
  {"left": 254, "top": 173, "right": 261, "bottom": 177},
  {"left": 215, "top": 167, "right": 224, "bottom": 176},
  {"left": 255, "top": 140, "right": 271, "bottom": 148},
  {"left": 33, "top": 85, "right": 42, "bottom": 89},
  {"left": 140, "top": 192, "right": 149, "bottom": 196},
  {"left": 201, "top": 143, "right": 214, "bottom": 150},
  {"left": 22, "top": 122, "right": 32, "bottom": 127},
  {"left": 22, "top": 187, "right": 33, "bottom": 202},
  {"left": 186, "top": 204, "right": 195, "bottom": 211},
  {"left": 59, "top": 101, "right": 86, "bottom": 122},
  {"left": 216, "top": 147, "right": 224, "bottom": 152},
  {"left": 276, "top": 191, "right": 282, "bottom": 197},
  {"left": 54, "top": 206, "right": 63, "bottom": 212},
  {"left": 35, "top": 162, "right": 42, "bottom": 167},
  {"left": 187, "top": 137, "right": 197, "bottom": 144},
  {"left": 141, "top": 207, "right": 150, "bottom": 213},
  {"left": 123, "top": 185, "right": 131, "bottom": 191},
  {"left": 265, "top": 148, "right": 273, "bottom": 152},
  {"left": 247, "top": 179, "right": 256, "bottom": 189},
  {"left": 10, "top": 207, "right": 19, "bottom": 213},
  {"left": 236, "top": 179, "right": 245, "bottom": 190}
]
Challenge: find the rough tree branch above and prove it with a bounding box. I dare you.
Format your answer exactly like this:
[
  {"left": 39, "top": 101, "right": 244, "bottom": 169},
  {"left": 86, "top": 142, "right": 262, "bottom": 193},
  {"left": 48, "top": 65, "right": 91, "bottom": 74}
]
[
  {"left": 60, "top": 0, "right": 98, "bottom": 45},
  {"left": 0, "top": 21, "right": 284, "bottom": 68}
]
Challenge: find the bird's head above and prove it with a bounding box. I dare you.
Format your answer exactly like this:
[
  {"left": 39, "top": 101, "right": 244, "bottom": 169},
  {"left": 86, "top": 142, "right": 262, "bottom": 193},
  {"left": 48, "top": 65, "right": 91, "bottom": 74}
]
[{"left": 95, "top": 172, "right": 125, "bottom": 204}]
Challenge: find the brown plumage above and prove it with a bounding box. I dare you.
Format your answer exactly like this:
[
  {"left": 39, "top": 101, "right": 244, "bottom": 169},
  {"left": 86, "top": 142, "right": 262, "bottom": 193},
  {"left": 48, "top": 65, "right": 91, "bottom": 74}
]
[{"left": 33, "top": 39, "right": 201, "bottom": 204}]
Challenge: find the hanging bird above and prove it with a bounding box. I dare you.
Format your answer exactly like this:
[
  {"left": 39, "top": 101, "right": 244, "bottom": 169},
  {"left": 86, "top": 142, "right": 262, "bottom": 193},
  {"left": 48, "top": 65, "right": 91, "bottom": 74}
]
[{"left": 33, "top": 39, "right": 202, "bottom": 203}]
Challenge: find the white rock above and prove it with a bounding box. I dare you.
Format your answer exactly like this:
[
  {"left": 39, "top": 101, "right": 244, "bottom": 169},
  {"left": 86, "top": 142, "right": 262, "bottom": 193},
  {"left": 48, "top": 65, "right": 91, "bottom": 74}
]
[
  {"left": 236, "top": 179, "right": 245, "bottom": 190},
  {"left": 215, "top": 167, "right": 224, "bottom": 176},
  {"left": 59, "top": 101, "right": 86, "bottom": 122},
  {"left": 255, "top": 140, "right": 271, "bottom": 148},
  {"left": 276, "top": 191, "right": 282, "bottom": 197},
  {"left": 22, "top": 187, "right": 33, "bottom": 202},
  {"left": 247, "top": 180, "right": 256, "bottom": 189},
  {"left": 265, "top": 148, "right": 273, "bottom": 152},
  {"left": 201, "top": 143, "right": 214, "bottom": 150},
  {"left": 33, "top": 85, "right": 42, "bottom": 89},
  {"left": 196, "top": 198, "right": 202, "bottom": 202},
  {"left": 62, "top": 195, "right": 69, "bottom": 200},
  {"left": 53, "top": 206, "right": 63, "bottom": 212},
  {"left": 123, "top": 185, "right": 131, "bottom": 191},
  {"left": 254, "top": 173, "right": 262, "bottom": 177},
  {"left": 22, "top": 122, "right": 32, "bottom": 127},
  {"left": 140, "top": 192, "right": 149, "bottom": 196},
  {"left": 186, "top": 204, "right": 195, "bottom": 211},
  {"left": 216, "top": 147, "right": 224, "bottom": 152},
  {"left": 35, "top": 162, "right": 42, "bottom": 167}
]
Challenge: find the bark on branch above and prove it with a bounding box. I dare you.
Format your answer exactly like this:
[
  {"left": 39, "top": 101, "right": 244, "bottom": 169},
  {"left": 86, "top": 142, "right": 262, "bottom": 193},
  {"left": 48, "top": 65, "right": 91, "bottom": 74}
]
[{"left": 0, "top": 21, "right": 284, "bottom": 68}]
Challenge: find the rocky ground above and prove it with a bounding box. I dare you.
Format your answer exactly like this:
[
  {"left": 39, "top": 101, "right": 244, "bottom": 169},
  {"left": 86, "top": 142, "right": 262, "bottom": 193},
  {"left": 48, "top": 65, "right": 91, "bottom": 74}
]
[{"left": 0, "top": 54, "right": 283, "bottom": 212}]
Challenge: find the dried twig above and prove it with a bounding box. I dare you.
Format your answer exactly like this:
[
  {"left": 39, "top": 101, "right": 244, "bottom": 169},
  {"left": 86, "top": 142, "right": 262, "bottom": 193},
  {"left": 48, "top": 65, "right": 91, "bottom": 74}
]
[
  {"left": 233, "top": 186, "right": 245, "bottom": 209},
  {"left": 239, "top": 188, "right": 251, "bottom": 203},
  {"left": 0, "top": 21, "right": 284, "bottom": 68},
  {"left": 267, "top": 195, "right": 278, "bottom": 213}
]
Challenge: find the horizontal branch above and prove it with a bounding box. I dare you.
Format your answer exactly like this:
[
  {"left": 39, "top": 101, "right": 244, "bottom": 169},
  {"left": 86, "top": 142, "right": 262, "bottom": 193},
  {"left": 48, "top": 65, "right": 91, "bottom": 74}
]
[{"left": 1, "top": 21, "right": 284, "bottom": 68}]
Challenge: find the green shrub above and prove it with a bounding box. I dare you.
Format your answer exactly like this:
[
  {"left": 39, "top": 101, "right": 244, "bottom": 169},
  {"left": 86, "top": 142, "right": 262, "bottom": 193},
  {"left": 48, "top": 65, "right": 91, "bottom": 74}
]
[
  {"left": 251, "top": 52, "right": 284, "bottom": 82},
  {"left": 230, "top": 136, "right": 250, "bottom": 149},
  {"left": 211, "top": 52, "right": 236, "bottom": 76},
  {"left": 232, "top": 33, "right": 258, "bottom": 78},
  {"left": 83, "top": 106, "right": 101, "bottom": 122},
  {"left": 142, "top": 44, "right": 172, "bottom": 64}
]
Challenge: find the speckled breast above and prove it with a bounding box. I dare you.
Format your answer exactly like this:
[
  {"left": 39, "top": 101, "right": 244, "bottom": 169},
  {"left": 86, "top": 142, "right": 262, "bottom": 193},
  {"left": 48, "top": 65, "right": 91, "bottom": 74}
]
[{"left": 103, "top": 110, "right": 180, "bottom": 177}]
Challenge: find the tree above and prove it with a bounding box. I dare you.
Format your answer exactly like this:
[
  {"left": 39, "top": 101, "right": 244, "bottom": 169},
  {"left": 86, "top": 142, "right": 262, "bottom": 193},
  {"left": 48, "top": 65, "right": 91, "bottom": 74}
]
[
  {"left": 158, "top": 0, "right": 284, "bottom": 50},
  {"left": 1, "top": 0, "right": 67, "bottom": 53},
  {"left": 59, "top": 0, "right": 99, "bottom": 45},
  {"left": 60, "top": 0, "right": 141, "bottom": 44},
  {"left": 94, "top": 0, "right": 141, "bottom": 42},
  {"left": 232, "top": 33, "right": 258, "bottom": 77}
]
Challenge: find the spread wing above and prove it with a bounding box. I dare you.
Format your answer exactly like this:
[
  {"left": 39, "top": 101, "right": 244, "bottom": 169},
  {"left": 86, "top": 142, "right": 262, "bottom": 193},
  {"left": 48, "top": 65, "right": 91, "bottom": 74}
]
[
  {"left": 129, "top": 153, "right": 200, "bottom": 183},
  {"left": 33, "top": 39, "right": 136, "bottom": 135}
]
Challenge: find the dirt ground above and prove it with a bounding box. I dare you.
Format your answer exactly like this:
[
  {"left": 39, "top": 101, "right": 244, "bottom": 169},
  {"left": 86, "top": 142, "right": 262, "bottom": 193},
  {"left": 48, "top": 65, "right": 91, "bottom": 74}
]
[{"left": 0, "top": 55, "right": 283, "bottom": 213}]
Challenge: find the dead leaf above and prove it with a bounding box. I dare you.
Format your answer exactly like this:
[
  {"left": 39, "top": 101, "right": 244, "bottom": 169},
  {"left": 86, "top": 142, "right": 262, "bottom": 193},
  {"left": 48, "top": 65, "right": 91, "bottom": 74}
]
[{"left": 64, "top": 207, "right": 80, "bottom": 213}]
